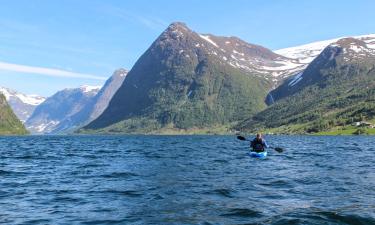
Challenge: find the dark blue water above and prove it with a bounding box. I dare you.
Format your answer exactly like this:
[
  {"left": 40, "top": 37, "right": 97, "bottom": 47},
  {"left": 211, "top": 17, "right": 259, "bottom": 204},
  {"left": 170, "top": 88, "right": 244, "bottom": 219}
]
[{"left": 0, "top": 135, "right": 374, "bottom": 225}]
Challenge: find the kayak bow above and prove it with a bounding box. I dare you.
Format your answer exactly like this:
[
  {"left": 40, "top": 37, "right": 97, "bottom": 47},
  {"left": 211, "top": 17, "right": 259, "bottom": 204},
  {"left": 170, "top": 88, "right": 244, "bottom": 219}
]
[{"left": 249, "top": 151, "right": 267, "bottom": 159}]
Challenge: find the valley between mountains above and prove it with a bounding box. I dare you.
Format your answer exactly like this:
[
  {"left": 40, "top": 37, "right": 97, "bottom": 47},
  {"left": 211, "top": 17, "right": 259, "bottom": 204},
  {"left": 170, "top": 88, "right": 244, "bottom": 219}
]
[{"left": 1, "top": 22, "right": 374, "bottom": 135}]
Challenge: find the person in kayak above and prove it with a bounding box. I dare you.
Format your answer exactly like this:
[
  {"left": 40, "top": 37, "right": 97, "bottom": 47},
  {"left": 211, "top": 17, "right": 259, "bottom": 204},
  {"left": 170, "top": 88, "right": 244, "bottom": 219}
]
[{"left": 250, "top": 133, "right": 269, "bottom": 152}]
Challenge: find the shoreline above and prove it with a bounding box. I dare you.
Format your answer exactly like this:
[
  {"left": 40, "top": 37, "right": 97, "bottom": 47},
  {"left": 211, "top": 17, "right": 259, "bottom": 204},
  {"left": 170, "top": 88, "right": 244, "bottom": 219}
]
[{"left": 2, "top": 131, "right": 375, "bottom": 136}]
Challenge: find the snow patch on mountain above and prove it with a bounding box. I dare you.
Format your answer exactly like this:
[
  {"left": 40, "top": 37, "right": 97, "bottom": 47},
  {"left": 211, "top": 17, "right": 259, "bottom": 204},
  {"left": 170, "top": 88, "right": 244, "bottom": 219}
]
[
  {"left": 80, "top": 85, "right": 102, "bottom": 93},
  {"left": 349, "top": 45, "right": 363, "bottom": 53},
  {"left": 199, "top": 34, "right": 219, "bottom": 47},
  {"left": 28, "top": 120, "right": 60, "bottom": 133},
  {"left": 117, "top": 69, "right": 128, "bottom": 77},
  {"left": 288, "top": 72, "right": 303, "bottom": 87}
]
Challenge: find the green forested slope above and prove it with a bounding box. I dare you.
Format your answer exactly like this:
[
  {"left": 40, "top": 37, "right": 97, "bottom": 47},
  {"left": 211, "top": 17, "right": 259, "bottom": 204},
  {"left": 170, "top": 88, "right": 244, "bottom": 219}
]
[
  {"left": 238, "top": 38, "right": 375, "bottom": 134},
  {"left": 0, "top": 93, "right": 28, "bottom": 135},
  {"left": 82, "top": 23, "right": 273, "bottom": 134}
]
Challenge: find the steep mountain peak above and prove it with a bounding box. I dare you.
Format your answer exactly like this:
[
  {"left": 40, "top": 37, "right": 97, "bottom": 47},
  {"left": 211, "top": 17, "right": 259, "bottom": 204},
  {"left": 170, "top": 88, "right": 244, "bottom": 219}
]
[
  {"left": 154, "top": 22, "right": 303, "bottom": 83},
  {"left": 113, "top": 68, "right": 128, "bottom": 77},
  {"left": 324, "top": 37, "right": 375, "bottom": 62},
  {"left": 87, "top": 68, "right": 128, "bottom": 123},
  {"left": 167, "top": 22, "right": 190, "bottom": 31},
  {"left": 160, "top": 22, "right": 194, "bottom": 41}
]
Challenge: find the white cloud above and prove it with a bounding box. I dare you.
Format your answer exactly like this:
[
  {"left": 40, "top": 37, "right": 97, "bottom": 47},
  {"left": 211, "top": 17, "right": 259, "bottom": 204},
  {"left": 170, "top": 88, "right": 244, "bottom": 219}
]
[
  {"left": 102, "top": 5, "right": 168, "bottom": 31},
  {"left": 134, "top": 15, "right": 168, "bottom": 31},
  {"left": 0, "top": 61, "right": 106, "bottom": 80}
]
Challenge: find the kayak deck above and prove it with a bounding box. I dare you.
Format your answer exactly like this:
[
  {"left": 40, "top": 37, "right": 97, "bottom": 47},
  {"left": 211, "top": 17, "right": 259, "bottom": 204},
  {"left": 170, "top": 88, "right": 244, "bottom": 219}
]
[{"left": 249, "top": 151, "right": 267, "bottom": 159}]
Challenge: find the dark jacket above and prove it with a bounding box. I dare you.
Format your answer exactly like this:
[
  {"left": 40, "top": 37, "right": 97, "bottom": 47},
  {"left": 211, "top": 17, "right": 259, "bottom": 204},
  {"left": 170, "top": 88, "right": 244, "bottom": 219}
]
[{"left": 250, "top": 138, "right": 269, "bottom": 152}]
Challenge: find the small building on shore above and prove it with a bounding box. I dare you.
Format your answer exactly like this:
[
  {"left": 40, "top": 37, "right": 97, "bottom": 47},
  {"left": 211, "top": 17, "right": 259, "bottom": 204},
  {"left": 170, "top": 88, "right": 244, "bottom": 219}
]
[{"left": 353, "top": 121, "right": 374, "bottom": 128}]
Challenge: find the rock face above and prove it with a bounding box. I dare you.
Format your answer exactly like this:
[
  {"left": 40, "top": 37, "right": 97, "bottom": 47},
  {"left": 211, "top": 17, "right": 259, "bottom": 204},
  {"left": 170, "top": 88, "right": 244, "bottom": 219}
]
[
  {"left": 24, "top": 69, "right": 127, "bottom": 134},
  {"left": 0, "top": 93, "right": 28, "bottom": 135},
  {"left": 239, "top": 37, "right": 375, "bottom": 133},
  {"left": 83, "top": 22, "right": 299, "bottom": 133},
  {"left": 0, "top": 87, "right": 45, "bottom": 123},
  {"left": 88, "top": 69, "right": 128, "bottom": 122}
]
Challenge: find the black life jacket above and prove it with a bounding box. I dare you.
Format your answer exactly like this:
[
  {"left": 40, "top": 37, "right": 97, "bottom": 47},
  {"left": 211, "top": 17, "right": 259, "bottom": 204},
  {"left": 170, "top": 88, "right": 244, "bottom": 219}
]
[{"left": 251, "top": 138, "right": 264, "bottom": 152}]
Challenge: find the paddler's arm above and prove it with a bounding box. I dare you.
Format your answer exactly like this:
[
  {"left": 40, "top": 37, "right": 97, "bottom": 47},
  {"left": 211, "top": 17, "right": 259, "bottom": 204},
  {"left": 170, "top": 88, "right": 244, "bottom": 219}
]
[{"left": 263, "top": 140, "right": 269, "bottom": 148}]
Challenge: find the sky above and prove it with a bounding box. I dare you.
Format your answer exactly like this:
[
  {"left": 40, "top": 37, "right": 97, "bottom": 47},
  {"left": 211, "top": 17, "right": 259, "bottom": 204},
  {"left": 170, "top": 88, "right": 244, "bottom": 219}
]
[{"left": 0, "top": 0, "right": 374, "bottom": 96}]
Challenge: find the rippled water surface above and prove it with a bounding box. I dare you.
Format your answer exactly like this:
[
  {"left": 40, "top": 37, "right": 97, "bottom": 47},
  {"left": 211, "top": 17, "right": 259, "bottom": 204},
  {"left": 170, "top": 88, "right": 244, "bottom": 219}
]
[{"left": 0, "top": 135, "right": 374, "bottom": 224}]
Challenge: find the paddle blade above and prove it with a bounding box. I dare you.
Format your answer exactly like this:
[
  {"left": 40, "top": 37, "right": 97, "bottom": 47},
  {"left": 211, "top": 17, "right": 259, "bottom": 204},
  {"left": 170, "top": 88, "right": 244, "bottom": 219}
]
[
  {"left": 237, "top": 136, "right": 247, "bottom": 141},
  {"left": 274, "top": 147, "right": 283, "bottom": 153}
]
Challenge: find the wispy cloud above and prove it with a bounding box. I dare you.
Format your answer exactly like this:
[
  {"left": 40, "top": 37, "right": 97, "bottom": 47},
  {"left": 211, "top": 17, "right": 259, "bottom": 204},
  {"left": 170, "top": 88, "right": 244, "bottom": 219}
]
[
  {"left": 101, "top": 5, "right": 168, "bottom": 31},
  {"left": 132, "top": 14, "right": 168, "bottom": 31},
  {"left": 0, "top": 61, "right": 106, "bottom": 80}
]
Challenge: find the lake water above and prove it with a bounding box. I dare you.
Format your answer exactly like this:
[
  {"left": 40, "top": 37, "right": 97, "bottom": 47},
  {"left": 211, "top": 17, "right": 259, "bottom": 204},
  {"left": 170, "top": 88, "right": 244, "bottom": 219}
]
[{"left": 0, "top": 135, "right": 374, "bottom": 224}]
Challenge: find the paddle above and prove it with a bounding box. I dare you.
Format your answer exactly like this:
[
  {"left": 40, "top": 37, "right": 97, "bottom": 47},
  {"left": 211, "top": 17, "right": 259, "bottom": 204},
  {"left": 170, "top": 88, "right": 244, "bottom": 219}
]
[{"left": 236, "top": 135, "right": 284, "bottom": 153}]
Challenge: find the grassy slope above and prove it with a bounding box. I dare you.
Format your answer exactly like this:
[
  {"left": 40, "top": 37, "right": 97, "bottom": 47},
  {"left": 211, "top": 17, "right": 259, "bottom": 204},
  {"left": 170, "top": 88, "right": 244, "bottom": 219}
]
[
  {"left": 315, "top": 126, "right": 375, "bottom": 135},
  {"left": 0, "top": 94, "right": 28, "bottom": 135}
]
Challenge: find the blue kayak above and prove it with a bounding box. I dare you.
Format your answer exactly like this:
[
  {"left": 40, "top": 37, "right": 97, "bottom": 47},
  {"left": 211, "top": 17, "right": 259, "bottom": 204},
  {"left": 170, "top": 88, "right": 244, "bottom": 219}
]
[{"left": 249, "top": 151, "right": 267, "bottom": 159}]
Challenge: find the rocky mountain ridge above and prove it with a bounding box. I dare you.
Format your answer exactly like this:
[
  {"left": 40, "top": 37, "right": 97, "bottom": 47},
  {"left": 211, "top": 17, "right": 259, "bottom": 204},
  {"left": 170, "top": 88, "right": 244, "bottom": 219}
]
[
  {"left": 25, "top": 69, "right": 127, "bottom": 134},
  {"left": 0, "top": 87, "right": 45, "bottom": 123}
]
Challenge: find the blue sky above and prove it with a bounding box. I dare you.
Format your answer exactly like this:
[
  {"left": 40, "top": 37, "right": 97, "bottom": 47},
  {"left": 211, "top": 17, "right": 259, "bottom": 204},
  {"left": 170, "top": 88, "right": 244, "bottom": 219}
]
[{"left": 0, "top": 0, "right": 374, "bottom": 96}]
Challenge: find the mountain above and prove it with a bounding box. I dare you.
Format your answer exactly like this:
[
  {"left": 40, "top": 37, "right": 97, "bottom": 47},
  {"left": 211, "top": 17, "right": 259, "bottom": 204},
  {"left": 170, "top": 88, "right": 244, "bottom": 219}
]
[
  {"left": 275, "top": 34, "right": 375, "bottom": 64},
  {"left": 239, "top": 37, "right": 375, "bottom": 133},
  {"left": 87, "top": 68, "right": 128, "bottom": 122},
  {"left": 186, "top": 32, "right": 304, "bottom": 84},
  {"left": 25, "top": 69, "right": 127, "bottom": 134},
  {"left": 0, "top": 87, "right": 45, "bottom": 123},
  {"left": 25, "top": 85, "right": 101, "bottom": 134},
  {"left": 82, "top": 22, "right": 300, "bottom": 134},
  {"left": 0, "top": 93, "right": 28, "bottom": 135},
  {"left": 50, "top": 68, "right": 128, "bottom": 133},
  {"left": 269, "top": 37, "right": 375, "bottom": 103}
]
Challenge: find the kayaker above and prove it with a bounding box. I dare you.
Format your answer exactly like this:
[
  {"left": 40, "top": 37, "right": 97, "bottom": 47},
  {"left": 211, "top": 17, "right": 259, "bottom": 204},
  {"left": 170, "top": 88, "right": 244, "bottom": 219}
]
[{"left": 250, "top": 133, "right": 269, "bottom": 152}]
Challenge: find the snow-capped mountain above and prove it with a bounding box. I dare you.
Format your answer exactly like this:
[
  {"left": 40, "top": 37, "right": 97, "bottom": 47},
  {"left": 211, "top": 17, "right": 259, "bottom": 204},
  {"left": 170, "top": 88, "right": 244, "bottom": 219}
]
[
  {"left": 0, "top": 87, "right": 45, "bottom": 122},
  {"left": 160, "top": 23, "right": 304, "bottom": 83},
  {"left": 267, "top": 37, "right": 375, "bottom": 104},
  {"left": 25, "top": 69, "right": 127, "bottom": 134},
  {"left": 25, "top": 86, "right": 101, "bottom": 134},
  {"left": 84, "top": 22, "right": 303, "bottom": 133},
  {"left": 275, "top": 34, "right": 375, "bottom": 64},
  {"left": 243, "top": 35, "right": 375, "bottom": 134},
  {"left": 282, "top": 36, "right": 375, "bottom": 90},
  {"left": 191, "top": 32, "right": 304, "bottom": 82},
  {"left": 268, "top": 34, "right": 375, "bottom": 97},
  {"left": 53, "top": 69, "right": 128, "bottom": 134}
]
